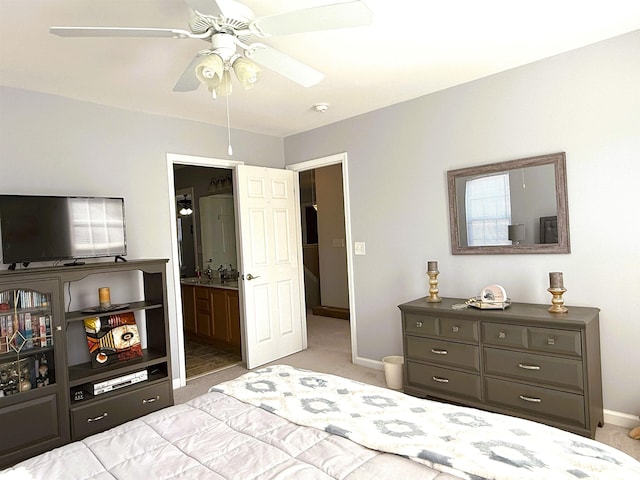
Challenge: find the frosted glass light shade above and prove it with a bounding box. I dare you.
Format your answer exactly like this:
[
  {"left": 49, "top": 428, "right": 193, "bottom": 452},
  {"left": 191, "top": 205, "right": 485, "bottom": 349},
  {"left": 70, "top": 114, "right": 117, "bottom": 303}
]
[
  {"left": 217, "top": 70, "right": 233, "bottom": 96},
  {"left": 233, "top": 57, "right": 262, "bottom": 89},
  {"left": 195, "top": 54, "right": 224, "bottom": 91}
]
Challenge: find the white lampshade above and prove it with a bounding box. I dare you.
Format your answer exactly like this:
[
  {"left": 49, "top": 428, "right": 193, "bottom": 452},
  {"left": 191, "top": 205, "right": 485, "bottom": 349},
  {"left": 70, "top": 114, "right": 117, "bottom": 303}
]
[
  {"left": 195, "top": 54, "right": 224, "bottom": 92},
  {"left": 232, "top": 57, "right": 262, "bottom": 90}
]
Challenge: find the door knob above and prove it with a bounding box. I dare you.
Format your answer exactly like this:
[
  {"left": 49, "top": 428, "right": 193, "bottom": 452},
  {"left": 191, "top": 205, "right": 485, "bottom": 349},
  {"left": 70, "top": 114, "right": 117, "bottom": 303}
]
[{"left": 246, "top": 273, "right": 260, "bottom": 281}]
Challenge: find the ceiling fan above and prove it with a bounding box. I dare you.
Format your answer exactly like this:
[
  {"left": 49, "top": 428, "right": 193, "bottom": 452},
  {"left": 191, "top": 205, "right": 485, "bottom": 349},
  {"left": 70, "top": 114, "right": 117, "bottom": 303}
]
[{"left": 49, "top": 0, "right": 373, "bottom": 98}]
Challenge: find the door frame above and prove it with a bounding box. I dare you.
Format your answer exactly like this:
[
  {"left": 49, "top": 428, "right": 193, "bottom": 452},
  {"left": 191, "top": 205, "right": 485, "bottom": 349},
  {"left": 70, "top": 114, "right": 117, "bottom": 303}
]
[
  {"left": 166, "top": 153, "right": 244, "bottom": 388},
  {"left": 286, "top": 152, "right": 360, "bottom": 365}
]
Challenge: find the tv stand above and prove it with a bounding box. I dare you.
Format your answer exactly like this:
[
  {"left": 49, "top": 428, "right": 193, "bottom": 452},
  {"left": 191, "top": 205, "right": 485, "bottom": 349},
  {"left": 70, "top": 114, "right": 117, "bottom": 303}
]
[
  {"left": 0, "top": 259, "right": 172, "bottom": 467},
  {"left": 63, "top": 260, "right": 85, "bottom": 266}
]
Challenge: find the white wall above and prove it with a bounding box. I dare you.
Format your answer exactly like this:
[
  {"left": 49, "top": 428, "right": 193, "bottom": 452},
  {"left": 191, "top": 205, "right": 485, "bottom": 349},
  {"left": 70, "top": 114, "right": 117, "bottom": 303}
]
[
  {"left": 283, "top": 30, "right": 640, "bottom": 416},
  {"left": 0, "top": 87, "right": 285, "bottom": 383}
]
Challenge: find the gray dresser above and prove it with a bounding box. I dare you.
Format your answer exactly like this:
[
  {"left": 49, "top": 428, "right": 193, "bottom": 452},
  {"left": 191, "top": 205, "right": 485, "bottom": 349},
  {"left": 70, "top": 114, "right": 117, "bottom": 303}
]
[{"left": 398, "top": 297, "right": 603, "bottom": 438}]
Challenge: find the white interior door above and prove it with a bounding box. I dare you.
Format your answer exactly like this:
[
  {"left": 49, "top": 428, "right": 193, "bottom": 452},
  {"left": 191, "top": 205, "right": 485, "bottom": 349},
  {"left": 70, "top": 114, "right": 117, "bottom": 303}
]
[{"left": 236, "top": 165, "right": 307, "bottom": 369}]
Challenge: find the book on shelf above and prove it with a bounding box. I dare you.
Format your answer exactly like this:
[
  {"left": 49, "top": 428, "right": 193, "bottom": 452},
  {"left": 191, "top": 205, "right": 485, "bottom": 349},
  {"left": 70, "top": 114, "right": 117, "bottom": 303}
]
[
  {"left": 24, "top": 313, "right": 33, "bottom": 349},
  {"left": 45, "top": 316, "right": 52, "bottom": 347},
  {"left": 84, "top": 312, "right": 142, "bottom": 368},
  {"left": 38, "top": 316, "right": 47, "bottom": 348},
  {"left": 0, "top": 315, "right": 7, "bottom": 353}
]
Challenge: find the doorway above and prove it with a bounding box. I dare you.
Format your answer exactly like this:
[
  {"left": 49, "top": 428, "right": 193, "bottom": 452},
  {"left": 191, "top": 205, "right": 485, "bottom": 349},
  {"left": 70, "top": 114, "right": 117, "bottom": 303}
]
[
  {"left": 298, "top": 166, "right": 350, "bottom": 319},
  {"left": 287, "top": 152, "right": 357, "bottom": 364},
  {"left": 173, "top": 164, "right": 242, "bottom": 379},
  {"left": 167, "top": 154, "right": 243, "bottom": 386}
]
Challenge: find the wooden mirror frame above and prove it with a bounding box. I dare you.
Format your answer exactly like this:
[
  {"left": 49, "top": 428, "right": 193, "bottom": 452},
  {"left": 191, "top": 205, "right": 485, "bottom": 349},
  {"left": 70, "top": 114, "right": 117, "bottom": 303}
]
[{"left": 447, "top": 152, "right": 570, "bottom": 255}]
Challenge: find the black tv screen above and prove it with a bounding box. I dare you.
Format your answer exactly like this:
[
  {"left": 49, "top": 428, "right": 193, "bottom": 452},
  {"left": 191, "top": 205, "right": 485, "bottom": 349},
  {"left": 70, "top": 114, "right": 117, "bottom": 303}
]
[{"left": 0, "top": 195, "right": 127, "bottom": 265}]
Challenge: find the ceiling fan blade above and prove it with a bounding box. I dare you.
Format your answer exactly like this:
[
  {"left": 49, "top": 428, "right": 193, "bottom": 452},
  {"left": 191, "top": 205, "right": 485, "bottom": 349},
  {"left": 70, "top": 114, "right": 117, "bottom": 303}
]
[
  {"left": 247, "top": 45, "right": 323, "bottom": 87},
  {"left": 173, "top": 55, "right": 206, "bottom": 92},
  {"left": 183, "top": 0, "right": 223, "bottom": 17},
  {"left": 49, "top": 26, "right": 193, "bottom": 38},
  {"left": 251, "top": 1, "right": 372, "bottom": 37}
]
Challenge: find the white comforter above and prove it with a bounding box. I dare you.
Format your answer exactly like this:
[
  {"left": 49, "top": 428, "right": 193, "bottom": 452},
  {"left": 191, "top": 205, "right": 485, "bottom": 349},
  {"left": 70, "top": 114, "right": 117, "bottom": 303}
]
[
  {"left": 213, "top": 365, "right": 640, "bottom": 480},
  {"left": 1, "top": 381, "right": 452, "bottom": 479}
]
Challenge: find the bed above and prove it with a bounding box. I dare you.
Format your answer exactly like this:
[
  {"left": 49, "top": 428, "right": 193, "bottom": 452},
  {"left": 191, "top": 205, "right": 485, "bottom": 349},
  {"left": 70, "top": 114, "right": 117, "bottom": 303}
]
[{"left": 2, "top": 365, "right": 638, "bottom": 480}]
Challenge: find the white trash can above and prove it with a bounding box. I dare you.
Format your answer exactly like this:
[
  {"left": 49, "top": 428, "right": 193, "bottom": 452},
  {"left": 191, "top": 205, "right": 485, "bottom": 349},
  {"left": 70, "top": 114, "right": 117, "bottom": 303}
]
[{"left": 382, "top": 355, "right": 404, "bottom": 390}]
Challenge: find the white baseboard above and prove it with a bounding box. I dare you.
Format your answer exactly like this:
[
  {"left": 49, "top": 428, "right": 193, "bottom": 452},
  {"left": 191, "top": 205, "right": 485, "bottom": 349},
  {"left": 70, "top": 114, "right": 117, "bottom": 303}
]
[
  {"left": 353, "top": 356, "right": 384, "bottom": 370},
  {"left": 604, "top": 409, "right": 639, "bottom": 429},
  {"left": 172, "top": 378, "right": 184, "bottom": 390}
]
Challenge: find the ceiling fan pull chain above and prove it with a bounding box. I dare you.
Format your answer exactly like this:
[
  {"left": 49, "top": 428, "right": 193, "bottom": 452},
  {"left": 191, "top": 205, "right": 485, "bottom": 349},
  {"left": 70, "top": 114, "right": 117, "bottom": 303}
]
[{"left": 226, "top": 92, "right": 233, "bottom": 156}]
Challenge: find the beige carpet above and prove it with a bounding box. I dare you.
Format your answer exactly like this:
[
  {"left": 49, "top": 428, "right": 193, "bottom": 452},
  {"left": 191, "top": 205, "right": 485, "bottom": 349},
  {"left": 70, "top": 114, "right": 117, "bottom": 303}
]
[{"left": 174, "top": 311, "right": 640, "bottom": 461}]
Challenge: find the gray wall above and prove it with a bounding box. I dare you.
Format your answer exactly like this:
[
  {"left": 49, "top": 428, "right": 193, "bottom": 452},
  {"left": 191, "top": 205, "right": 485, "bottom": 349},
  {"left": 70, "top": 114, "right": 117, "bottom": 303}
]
[
  {"left": 283, "top": 30, "right": 640, "bottom": 416},
  {"left": 0, "top": 87, "right": 284, "bottom": 383}
]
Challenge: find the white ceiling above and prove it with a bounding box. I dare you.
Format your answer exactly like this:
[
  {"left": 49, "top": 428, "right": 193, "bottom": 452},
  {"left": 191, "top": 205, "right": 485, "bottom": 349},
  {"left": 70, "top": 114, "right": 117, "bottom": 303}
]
[{"left": 1, "top": 1, "right": 639, "bottom": 137}]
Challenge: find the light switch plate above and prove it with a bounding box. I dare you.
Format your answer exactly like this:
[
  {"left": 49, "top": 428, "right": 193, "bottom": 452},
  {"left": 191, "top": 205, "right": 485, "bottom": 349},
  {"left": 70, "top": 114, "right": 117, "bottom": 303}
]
[{"left": 354, "top": 242, "right": 366, "bottom": 255}]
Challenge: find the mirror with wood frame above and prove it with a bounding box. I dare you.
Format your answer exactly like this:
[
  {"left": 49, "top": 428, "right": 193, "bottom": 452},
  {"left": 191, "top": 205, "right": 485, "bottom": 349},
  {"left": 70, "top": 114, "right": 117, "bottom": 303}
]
[{"left": 447, "top": 152, "right": 570, "bottom": 254}]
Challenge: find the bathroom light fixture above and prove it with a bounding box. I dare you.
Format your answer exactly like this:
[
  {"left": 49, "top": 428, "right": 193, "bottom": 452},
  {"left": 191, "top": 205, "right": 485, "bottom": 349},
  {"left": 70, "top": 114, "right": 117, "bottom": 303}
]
[{"left": 178, "top": 195, "right": 193, "bottom": 216}]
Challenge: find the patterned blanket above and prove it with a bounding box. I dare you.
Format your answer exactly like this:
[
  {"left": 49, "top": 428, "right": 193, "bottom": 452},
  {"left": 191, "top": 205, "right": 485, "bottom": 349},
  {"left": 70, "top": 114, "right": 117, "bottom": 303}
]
[{"left": 212, "top": 365, "right": 640, "bottom": 480}]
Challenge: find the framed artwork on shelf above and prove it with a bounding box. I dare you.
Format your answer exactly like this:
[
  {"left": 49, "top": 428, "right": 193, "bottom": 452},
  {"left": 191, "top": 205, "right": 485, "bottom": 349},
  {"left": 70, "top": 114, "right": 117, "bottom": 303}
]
[{"left": 84, "top": 312, "right": 142, "bottom": 368}]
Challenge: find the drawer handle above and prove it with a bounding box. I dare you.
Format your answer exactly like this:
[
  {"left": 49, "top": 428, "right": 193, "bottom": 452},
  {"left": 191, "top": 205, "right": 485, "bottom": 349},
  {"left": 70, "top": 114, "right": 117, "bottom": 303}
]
[
  {"left": 547, "top": 337, "right": 555, "bottom": 345},
  {"left": 518, "top": 363, "right": 541, "bottom": 371},
  {"left": 143, "top": 395, "right": 160, "bottom": 404},
  {"left": 432, "top": 376, "right": 449, "bottom": 383},
  {"left": 498, "top": 331, "right": 506, "bottom": 339},
  {"left": 416, "top": 321, "right": 423, "bottom": 328},
  {"left": 519, "top": 395, "right": 542, "bottom": 403},
  {"left": 87, "top": 412, "right": 108, "bottom": 423},
  {"left": 431, "top": 348, "right": 448, "bottom": 355},
  {"left": 452, "top": 326, "right": 460, "bottom": 333}
]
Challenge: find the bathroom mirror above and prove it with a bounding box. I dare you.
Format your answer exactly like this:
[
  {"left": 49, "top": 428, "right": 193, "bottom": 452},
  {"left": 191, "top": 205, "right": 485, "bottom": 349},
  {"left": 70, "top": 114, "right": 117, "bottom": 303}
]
[{"left": 447, "top": 152, "right": 570, "bottom": 254}]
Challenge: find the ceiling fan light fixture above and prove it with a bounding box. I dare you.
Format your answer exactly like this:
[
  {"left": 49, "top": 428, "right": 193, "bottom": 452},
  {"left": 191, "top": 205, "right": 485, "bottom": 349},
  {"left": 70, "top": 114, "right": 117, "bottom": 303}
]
[{"left": 232, "top": 57, "right": 262, "bottom": 89}]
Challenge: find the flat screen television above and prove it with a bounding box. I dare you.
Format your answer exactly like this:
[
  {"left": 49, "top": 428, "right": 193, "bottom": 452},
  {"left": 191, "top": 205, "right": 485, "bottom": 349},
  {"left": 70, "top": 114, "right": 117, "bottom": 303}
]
[{"left": 0, "top": 195, "right": 127, "bottom": 266}]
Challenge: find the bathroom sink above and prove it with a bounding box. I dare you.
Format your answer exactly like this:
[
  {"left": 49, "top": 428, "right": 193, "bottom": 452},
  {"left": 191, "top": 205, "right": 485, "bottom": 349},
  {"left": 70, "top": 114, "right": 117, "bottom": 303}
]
[{"left": 181, "top": 277, "right": 238, "bottom": 289}]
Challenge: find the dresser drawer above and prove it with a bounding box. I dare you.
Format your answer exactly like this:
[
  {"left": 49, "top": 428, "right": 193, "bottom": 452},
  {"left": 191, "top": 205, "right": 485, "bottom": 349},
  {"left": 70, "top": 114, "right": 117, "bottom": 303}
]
[
  {"left": 407, "top": 361, "right": 481, "bottom": 400},
  {"left": 483, "top": 322, "right": 526, "bottom": 348},
  {"left": 484, "top": 347, "right": 583, "bottom": 390},
  {"left": 528, "top": 327, "right": 582, "bottom": 357},
  {"left": 404, "top": 313, "right": 438, "bottom": 336},
  {"left": 70, "top": 381, "right": 172, "bottom": 440},
  {"left": 485, "top": 377, "right": 585, "bottom": 427},
  {"left": 406, "top": 336, "right": 479, "bottom": 372},
  {"left": 440, "top": 317, "right": 478, "bottom": 342}
]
